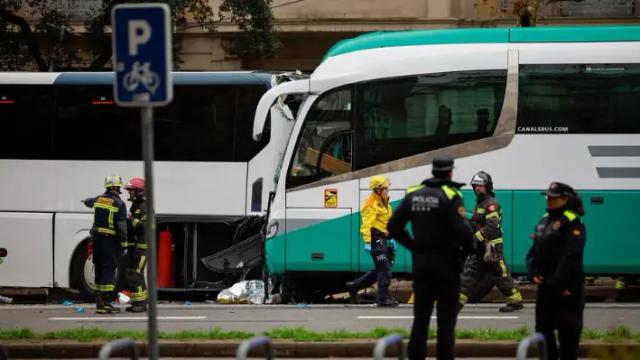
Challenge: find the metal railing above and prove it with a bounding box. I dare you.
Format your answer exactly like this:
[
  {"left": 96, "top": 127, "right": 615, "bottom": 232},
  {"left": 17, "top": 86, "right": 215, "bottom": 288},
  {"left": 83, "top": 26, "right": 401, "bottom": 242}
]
[
  {"left": 98, "top": 338, "right": 139, "bottom": 360},
  {"left": 516, "top": 333, "right": 548, "bottom": 360},
  {"left": 236, "top": 336, "right": 274, "bottom": 360},
  {"left": 373, "top": 334, "right": 405, "bottom": 360}
]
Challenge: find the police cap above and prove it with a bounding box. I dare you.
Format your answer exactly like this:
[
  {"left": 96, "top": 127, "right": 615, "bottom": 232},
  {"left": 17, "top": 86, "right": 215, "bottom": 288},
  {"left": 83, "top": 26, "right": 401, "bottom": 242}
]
[
  {"left": 432, "top": 155, "right": 454, "bottom": 172},
  {"left": 542, "top": 181, "right": 575, "bottom": 198}
]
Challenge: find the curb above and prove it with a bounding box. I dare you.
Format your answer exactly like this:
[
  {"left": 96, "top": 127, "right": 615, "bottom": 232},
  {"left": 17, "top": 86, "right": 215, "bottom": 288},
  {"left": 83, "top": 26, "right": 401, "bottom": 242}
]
[{"left": 3, "top": 340, "right": 639, "bottom": 358}]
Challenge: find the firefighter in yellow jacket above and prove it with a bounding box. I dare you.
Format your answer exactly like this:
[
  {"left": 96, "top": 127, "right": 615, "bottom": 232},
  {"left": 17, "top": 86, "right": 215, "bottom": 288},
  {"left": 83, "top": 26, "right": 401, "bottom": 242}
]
[{"left": 346, "top": 175, "right": 399, "bottom": 307}]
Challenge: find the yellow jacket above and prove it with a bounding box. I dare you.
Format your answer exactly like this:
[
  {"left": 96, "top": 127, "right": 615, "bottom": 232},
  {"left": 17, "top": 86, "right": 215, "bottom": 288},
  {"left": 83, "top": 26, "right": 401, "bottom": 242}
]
[{"left": 360, "top": 192, "right": 392, "bottom": 244}]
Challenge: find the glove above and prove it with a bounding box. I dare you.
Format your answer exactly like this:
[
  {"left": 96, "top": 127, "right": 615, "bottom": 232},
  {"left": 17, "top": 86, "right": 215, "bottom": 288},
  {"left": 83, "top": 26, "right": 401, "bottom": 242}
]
[
  {"left": 386, "top": 240, "right": 396, "bottom": 266},
  {"left": 364, "top": 244, "right": 371, "bottom": 253},
  {"left": 120, "top": 247, "right": 128, "bottom": 257}
]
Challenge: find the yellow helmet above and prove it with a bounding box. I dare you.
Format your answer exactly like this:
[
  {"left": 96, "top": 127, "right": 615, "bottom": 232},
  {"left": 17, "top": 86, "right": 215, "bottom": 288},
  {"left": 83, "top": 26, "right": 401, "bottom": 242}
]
[
  {"left": 104, "top": 174, "right": 124, "bottom": 189},
  {"left": 369, "top": 175, "right": 390, "bottom": 190}
]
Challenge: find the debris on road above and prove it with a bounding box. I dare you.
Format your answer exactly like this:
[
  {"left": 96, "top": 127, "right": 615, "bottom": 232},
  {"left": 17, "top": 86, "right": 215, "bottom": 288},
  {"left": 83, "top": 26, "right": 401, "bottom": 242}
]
[{"left": 217, "top": 280, "right": 265, "bottom": 304}]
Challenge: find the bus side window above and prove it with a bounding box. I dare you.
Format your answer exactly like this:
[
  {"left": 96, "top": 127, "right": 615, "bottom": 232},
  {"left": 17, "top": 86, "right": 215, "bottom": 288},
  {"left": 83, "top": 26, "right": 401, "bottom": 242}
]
[
  {"left": 355, "top": 70, "right": 507, "bottom": 170},
  {"left": 518, "top": 63, "right": 640, "bottom": 134},
  {"left": 0, "top": 85, "right": 54, "bottom": 160},
  {"left": 287, "top": 86, "right": 353, "bottom": 189}
]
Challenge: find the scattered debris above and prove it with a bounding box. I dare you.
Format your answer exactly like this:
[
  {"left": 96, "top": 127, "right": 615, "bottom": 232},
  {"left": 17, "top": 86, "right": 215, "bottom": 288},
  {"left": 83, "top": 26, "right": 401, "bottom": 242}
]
[
  {"left": 117, "top": 292, "right": 131, "bottom": 304},
  {"left": 216, "top": 280, "right": 266, "bottom": 304},
  {"left": 0, "top": 295, "right": 13, "bottom": 304},
  {"left": 62, "top": 300, "right": 74, "bottom": 306}
]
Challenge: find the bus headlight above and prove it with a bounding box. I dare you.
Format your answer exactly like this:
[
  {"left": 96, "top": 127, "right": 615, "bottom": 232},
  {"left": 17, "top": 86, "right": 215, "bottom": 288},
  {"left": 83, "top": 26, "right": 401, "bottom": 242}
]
[{"left": 266, "top": 220, "right": 279, "bottom": 239}]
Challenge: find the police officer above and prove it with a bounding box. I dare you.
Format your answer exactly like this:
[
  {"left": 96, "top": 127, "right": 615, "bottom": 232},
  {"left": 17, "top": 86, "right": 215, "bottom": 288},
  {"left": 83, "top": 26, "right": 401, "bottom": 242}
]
[
  {"left": 82, "top": 175, "right": 128, "bottom": 314},
  {"left": 458, "top": 171, "right": 523, "bottom": 313},
  {"left": 124, "top": 177, "right": 148, "bottom": 313},
  {"left": 388, "top": 155, "right": 474, "bottom": 360},
  {"left": 346, "top": 175, "right": 398, "bottom": 307},
  {"left": 527, "top": 182, "right": 586, "bottom": 360}
]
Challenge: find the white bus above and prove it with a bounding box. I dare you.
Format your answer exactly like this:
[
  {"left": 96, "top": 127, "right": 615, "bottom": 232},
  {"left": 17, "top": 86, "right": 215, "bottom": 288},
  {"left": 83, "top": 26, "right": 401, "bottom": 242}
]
[
  {"left": 253, "top": 26, "right": 640, "bottom": 301},
  {"left": 0, "top": 71, "right": 301, "bottom": 300}
]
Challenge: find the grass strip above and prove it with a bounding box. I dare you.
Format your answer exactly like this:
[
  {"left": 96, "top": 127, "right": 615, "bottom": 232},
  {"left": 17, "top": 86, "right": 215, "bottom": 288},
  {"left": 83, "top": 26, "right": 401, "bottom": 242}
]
[{"left": 0, "top": 326, "right": 638, "bottom": 343}]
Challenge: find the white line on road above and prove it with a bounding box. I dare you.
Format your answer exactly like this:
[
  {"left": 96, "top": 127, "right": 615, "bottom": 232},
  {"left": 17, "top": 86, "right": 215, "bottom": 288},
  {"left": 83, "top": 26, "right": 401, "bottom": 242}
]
[
  {"left": 49, "top": 316, "right": 207, "bottom": 322},
  {"left": 357, "top": 316, "right": 519, "bottom": 320}
]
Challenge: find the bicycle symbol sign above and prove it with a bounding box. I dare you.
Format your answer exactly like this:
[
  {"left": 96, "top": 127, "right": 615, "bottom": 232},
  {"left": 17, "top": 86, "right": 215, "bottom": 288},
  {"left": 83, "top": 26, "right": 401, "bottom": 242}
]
[
  {"left": 124, "top": 61, "right": 160, "bottom": 93},
  {"left": 112, "top": 4, "right": 173, "bottom": 107}
]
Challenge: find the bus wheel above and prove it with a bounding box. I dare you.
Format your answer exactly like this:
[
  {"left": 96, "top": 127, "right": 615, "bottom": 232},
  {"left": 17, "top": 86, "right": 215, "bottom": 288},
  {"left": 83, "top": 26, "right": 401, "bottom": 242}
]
[
  {"left": 71, "top": 239, "right": 125, "bottom": 303},
  {"left": 70, "top": 239, "right": 95, "bottom": 302}
]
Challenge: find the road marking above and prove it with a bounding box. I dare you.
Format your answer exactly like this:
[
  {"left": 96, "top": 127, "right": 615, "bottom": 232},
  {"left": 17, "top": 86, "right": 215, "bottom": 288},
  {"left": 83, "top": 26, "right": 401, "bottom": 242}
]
[
  {"left": 357, "top": 315, "right": 519, "bottom": 320},
  {"left": 49, "top": 316, "right": 207, "bottom": 322}
]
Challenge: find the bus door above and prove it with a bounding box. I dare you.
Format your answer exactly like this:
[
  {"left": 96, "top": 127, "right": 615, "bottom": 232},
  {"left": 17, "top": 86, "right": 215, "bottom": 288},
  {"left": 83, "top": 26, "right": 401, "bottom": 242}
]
[{"left": 283, "top": 87, "right": 356, "bottom": 272}]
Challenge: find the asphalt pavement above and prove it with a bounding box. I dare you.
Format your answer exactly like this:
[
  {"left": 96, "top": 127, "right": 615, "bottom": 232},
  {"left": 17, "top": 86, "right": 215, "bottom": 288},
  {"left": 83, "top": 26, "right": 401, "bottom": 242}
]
[{"left": 1, "top": 302, "right": 639, "bottom": 333}]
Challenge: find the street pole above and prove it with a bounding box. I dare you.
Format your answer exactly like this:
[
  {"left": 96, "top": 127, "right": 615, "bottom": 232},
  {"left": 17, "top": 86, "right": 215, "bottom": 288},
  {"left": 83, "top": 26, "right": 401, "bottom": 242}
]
[{"left": 141, "top": 106, "right": 158, "bottom": 360}]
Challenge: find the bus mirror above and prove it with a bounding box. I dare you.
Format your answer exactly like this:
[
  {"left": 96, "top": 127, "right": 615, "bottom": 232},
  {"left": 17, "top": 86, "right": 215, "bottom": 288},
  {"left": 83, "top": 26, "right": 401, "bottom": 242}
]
[{"left": 253, "top": 79, "right": 310, "bottom": 141}]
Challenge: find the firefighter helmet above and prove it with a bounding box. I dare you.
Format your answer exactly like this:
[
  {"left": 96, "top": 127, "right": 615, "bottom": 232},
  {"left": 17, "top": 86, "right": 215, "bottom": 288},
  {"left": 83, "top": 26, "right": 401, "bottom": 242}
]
[
  {"left": 470, "top": 171, "right": 493, "bottom": 192},
  {"left": 125, "top": 177, "right": 145, "bottom": 194},
  {"left": 104, "top": 175, "right": 124, "bottom": 189}
]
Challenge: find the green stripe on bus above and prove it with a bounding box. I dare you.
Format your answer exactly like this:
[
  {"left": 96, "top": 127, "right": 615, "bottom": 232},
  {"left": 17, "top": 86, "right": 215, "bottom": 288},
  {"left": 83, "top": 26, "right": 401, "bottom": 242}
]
[
  {"left": 510, "top": 25, "right": 640, "bottom": 43},
  {"left": 323, "top": 28, "right": 509, "bottom": 60},
  {"left": 323, "top": 26, "right": 640, "bottom": 60},
  {"left": 266, "top": 190, "right": 640, "bottom": 276}
]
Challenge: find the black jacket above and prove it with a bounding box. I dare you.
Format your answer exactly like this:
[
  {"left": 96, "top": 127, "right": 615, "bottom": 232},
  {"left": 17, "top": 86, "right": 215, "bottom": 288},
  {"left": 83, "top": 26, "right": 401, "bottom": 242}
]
[
  {"left": 471, "top": 193, "right": 503, "bottom": 250},
  {"left": 83, "top": 191, "right": 128, "bottom": 246},
  {"left": 387, "top": 177, "right": 474, "bottom": 259},
  {"left": 128, "top": 199, "right": 146, "bottom": 246},
  {"left": 526, "top": 207, "right": 586, "bottom": 292}
]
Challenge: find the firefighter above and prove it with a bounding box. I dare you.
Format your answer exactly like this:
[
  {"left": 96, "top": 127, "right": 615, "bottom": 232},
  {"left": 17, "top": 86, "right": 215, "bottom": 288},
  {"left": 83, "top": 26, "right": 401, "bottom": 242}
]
[
  {"left": 124, "top": 177, "right": 148, "bottom": 313},
  {"left": 387, "top": 155, "right": 474, "bottom": 360},
  {"left": 346, "top": 175, "right": 399, "bottom": 307},
  {"left": 82, "top": 175, "right": 128, "bottom": 314},
  {"left": 458, "top": 171, "right": 523, "bottom": 313},
  {"left": 527, "top": 182, "right": 586, "bottom": 360}
]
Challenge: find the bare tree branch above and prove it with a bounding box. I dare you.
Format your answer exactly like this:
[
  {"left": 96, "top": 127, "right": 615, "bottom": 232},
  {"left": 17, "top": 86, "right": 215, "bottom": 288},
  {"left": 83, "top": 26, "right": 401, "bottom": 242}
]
[{"left": 0, "top": 10, "right": 47, "bottom": 70}]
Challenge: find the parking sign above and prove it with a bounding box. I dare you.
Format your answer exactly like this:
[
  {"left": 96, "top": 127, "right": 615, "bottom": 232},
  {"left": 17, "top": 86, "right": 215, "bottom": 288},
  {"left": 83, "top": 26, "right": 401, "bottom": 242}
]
[{"left": 112, "top": 3, "right": 173, "bottom": 106}]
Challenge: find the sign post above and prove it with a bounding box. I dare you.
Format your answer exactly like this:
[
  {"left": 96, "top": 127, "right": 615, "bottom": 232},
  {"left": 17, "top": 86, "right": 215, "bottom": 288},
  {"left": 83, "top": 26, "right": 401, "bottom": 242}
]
[{"left": 112, "top": 4, "right": 172, "bottom": 360}]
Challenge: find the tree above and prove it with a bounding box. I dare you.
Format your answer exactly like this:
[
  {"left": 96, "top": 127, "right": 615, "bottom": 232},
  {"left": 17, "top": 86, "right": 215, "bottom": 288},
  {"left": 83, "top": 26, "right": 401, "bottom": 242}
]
[
  {"left": 512, "top": 0, "right": 585, "bottom": 27},
  {"left": 0, "top": 0, "right": 280, "bottom": 71}
]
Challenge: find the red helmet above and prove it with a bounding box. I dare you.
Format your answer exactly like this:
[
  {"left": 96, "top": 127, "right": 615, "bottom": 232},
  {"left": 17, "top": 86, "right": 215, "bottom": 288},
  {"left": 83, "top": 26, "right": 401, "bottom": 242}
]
[{"left": 125, "top": 177, "right": 145, "bottom": 194}]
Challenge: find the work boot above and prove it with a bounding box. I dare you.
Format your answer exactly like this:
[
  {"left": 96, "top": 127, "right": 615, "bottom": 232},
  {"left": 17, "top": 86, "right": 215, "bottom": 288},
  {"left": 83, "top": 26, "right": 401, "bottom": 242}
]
[
  {"left": 104, "top": 302, "right": 121, "bottom": 314},
  {"left": 96, "top": 294, "right": 120, "bottom": 314},
  {"left": 346, "top": 282, "right": 359, "bottom": 304},
  {"left": 499, "top": 302, "right": 524, "bottom": 312},
  {"left": 126, "top": 302, "right": 147, "bottom": 313},
  {"left": 377, "top": 297, "right": 399, "bottom": 308}
]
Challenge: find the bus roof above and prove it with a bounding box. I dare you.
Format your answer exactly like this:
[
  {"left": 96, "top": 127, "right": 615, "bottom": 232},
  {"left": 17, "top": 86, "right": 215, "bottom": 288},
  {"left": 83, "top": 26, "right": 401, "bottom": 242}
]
[
  {"left": 323, "top": 25, "right": 640, "bottom": 60},
  {"left": 0, "top": 71, "right": 273, "bottom": 87}
]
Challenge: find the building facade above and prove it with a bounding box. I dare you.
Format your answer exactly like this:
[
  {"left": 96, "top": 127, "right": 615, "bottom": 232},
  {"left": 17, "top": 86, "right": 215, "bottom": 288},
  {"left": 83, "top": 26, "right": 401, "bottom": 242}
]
[{"left": 22, "top": 0, "right": 640, "bottom": 71}]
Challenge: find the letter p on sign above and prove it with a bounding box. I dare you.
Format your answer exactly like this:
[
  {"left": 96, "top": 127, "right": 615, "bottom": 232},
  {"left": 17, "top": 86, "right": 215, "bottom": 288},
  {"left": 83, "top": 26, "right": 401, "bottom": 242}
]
[{"left": 129, "top": 20, "right": 151, "bottom": 56}]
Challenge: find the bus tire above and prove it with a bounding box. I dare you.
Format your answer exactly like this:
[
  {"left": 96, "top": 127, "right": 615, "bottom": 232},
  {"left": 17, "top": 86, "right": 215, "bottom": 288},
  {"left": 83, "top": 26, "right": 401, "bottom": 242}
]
[
  {"left": 70, "top": 239, "right": 95, "bottom": 303},
  {"left": 71, "top": 239, "right": 127, "bottom": 303}
]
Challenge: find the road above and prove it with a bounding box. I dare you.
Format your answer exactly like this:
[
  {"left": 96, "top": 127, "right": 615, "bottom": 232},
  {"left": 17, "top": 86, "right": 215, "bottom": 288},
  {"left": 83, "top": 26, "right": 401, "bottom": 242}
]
[{"left": 1, "top": 303, "right": 639, "bottom": 333}]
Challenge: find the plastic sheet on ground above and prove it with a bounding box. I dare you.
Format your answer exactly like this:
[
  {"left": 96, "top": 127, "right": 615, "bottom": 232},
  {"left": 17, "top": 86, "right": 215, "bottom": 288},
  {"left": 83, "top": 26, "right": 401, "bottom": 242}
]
[{"left": 216, "top": 280, "right": 265, "bottom": 304}]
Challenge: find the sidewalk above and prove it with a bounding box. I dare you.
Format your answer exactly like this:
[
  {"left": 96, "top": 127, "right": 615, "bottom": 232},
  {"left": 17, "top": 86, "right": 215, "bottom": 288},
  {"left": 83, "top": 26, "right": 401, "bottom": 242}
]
[{"left": 3, "top": 339, "right": 639, "bottom": 358}]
